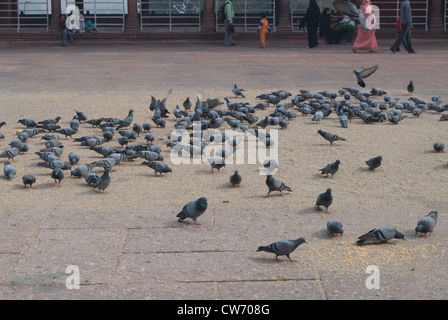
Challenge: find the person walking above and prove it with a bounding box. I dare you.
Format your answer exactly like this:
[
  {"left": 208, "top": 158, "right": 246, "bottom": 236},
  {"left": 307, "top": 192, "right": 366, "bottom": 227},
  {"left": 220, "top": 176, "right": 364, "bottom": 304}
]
[
  {"left": 59, "top": 14, "right": 73, "bottom": 47},
  {"left": 390, "top": 0, "right": 416, "bottom": 53},
  {"left": 257, "top": 14, "right": 272, "bottom": 48},
  {"left": 302, "top": 0, "right": 320, "bottom": 48},
  {"left": 352, "top": 0, "right": 378, "bottom": 53},
  {"left": 224, "top": 0, "right": 235, "bottom": 46}
]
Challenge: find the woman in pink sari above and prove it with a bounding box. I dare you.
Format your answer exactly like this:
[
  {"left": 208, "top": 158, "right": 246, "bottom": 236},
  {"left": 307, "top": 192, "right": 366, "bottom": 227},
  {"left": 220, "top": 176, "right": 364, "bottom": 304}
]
[{"left": 352, "top": 0, "right": 378, "bottom": 53}]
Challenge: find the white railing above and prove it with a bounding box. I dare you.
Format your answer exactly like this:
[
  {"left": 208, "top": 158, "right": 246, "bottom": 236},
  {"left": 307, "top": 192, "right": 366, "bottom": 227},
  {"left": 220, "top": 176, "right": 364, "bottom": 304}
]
[
  {"left": 63, "top": 0, "right": 127, "bottom": 32},
  {"left": 215, "top": 0, "right": 276, "bottom": 32},
  {"left": 0, "top": 0, "right": 49, "bottom": 32},
  {"left": 360, "top": 0, "right": 428, "bottom": 30},
  {"left": 139, "top": 0, "right": 201, "bottom": 32}
]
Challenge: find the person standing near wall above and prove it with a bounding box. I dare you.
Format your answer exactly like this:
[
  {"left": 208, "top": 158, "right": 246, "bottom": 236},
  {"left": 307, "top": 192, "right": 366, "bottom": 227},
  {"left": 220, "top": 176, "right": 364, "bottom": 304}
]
[
  {"left": 302, "top": 0, "right": 320, "bottom": 48},
  {"left": 224, "top": 0, "right": 235, "bottom": 46}
]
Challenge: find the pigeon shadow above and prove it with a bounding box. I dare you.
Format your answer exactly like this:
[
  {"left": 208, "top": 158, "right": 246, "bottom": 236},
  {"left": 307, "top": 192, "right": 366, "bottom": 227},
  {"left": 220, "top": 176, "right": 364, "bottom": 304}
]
[
  {"left": 247, "top": 256, "right": 293, "bottom": 265},
  {"left": 423, "top": 150, "right": 439, "bottom": 155},
  {"left": 296, "top": 206, "right": 320, "bottom": 216},
  {"left": 433, "top": 163, "right": 448, "bottom": 171},
  {"left": 217, "top": 181, "right": 239, "bottom": 190},
  {"left": 312, "top": 228, "right": 333, "bottom": 240}
]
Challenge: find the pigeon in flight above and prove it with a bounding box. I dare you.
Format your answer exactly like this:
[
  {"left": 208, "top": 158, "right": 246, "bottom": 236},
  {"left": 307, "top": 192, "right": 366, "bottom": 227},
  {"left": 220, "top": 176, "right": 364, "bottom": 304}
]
[
  {"left": 332, "top": 0, "right": 369, "bottom": 31},
  {"left": 353, "top": 64, "right": 378, "bottom": 88}
]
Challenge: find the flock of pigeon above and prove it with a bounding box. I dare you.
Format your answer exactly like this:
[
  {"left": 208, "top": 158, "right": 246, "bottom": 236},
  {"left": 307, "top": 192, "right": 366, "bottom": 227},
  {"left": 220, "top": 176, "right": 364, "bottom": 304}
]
[{"left": 0, "top": 72, "right": 443, "bottom": 262}]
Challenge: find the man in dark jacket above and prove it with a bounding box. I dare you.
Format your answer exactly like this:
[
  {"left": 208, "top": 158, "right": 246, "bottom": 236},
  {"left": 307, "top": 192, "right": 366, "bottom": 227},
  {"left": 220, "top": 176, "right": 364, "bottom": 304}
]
[{"left": 390, "top": 0, "right": 416, "bottom": 53}]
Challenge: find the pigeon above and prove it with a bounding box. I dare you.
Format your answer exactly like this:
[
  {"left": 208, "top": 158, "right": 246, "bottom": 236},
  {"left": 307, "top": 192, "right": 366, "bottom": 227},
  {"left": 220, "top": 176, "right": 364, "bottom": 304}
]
[
  {"left": 84, "top": 172, "right": 99, "bottom": 186},
  {"left": 41, "top": 133, "right": 59, "bottom": 141},
  {"left": 116, "top": 109, "right": 134, "bottom": 130},
  {"left": 51, "top": 168, "right": 64, "bottom": 186},
  {"left": 38, "top": 116, "right": 61, "bottom": 125},
  {"left": 71, "top": 163, "right": 97, "bottom": 178},
  {"left": 257, "top": 237, "right": 307, "bottom": 262},
  {"left": 68, "top": 152, "right": 80, "bottom": 165},
  {"left": 70, "top": 116, "right": 80, "bottom": 130},
  {"left": 230, "top": 170, "right": 242, "bottom": 187},
  {"left": 74, "top": 110, "right": 88, "bottom": 122},
  {"left": 433, "top": 142, "right": 445, "bottom": 153},
  {"left": 136, "top": 151, "right": 163, "bottom": 162},
  {"left": 232, "top": 84, "right": 246, "bottom": 98},
  {"left": 332, "top": 0, "right": 369, "bottom": 31},
  {"left": 176, "top": 197, "right": 208, "bottom": 225},
  {"left": 18, "top": 119, "right": 37, "bottom": 128},
  {"left": 208, "top": 157, "right": 226, "bottom": 173},
  {"left": 319, "top": 160, "right": 340, "bottom": 178},
  {"left": 353, "top": 64, "right": 378, "bottom": 88},
  {"left": 327, "top": 219, "right": 344, "bottom": 237},
  {"left": 3, "top": 161, "right": 16, "bottom": 180},
  {"left": 315, "top": 188, "right": 333, "bottom": 214},
  {"left": 356, "top": 225, "right": 405, "bottom": 245},
  {"left": 407, "top": 81, "right": 414, "bottom": 95},
  {"left": 415, "top": 211, "right": 438, "bottom": 237},
  {"left": 94, "top": 158, "right": 117, "bottom": 170},
  {"left": 56, "top": 127, "right": 77, "bottom": 139},
  {"left": 132, "top": 123, "right": 143, "bottom": 136},
  {"left": 264, "top": 175, "right": 292, "bottom": 198},
  {"left": 366, "top": 156, "right": 382, "bottom": 170},
  {"left": 38, "top": 159, "right": 72, "bottom": 170},
  {"left": 0, "top": 147, "right": 20, "bottom": 162},
  {"left": 118, "top": 136, "right": 129, "bottom": 147},
  {"left": 141, "top": 161, "right": 172, "bottom": 176},
  {"left": 339, "top": 114, "right": 348, "bottom": 128},
  {"left": 183, "top": 97, "right": 191, "bottom": 111},
  {"left": 93, "top": 168, "right": 111, "bottom": 194},
  {"left": 317, "top": 130, "right": 346, "bottom": 145},
  {"left": 22, "top": 174, "right": 36, "bottom": 188},
  {"left": 142, "top": 123, "right": 152, "bottom": 132},
  {"left": 42, "top": 147, "right": 64, "bottom": 157}
]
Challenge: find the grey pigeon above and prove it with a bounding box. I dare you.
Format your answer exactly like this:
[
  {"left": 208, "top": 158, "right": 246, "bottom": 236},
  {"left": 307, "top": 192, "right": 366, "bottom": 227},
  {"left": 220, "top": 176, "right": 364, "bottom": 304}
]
[
  {"left": 327, "top": 219, "right": 344, "bottom": 237},
  {"left": 433, "top": 142, "right": 445, "bottom": 153},
  {"left": 56, "top": 127, "right": 77, "bottom": 139},
  {"left": 94, "top": 158, "right": 117, "bottom": 170},
  {"left": 68, "top": 152, "right": 80, "bottom": 165},
  {"left": 264, "top": 175, "right": 292, "bottom": 198},
  {"left": 84, "top": 172, "right": 99, "bottom": 186},
  {"left": 366, "top": 155, "right": 382, "bottom": 170},
  {"left": 3, "top": 161, "right": 16, "bottom": 180},
  {"left": 230, "top": 170, "right": 242, "bottom": 187},
  {"left": 317, "top": 130, "right": 346, "bottom": 145},
  {"left": 407, "top": 81, "right": 414, "bottom": 95},
  {"left": 51, "top": 168, "right": 64, "bottom": 186},
  {"left": 339, "top": 114, "right": 348, "bottom": 128},
  {"left": 18, "top": 119, "right": 37, "bottom": 128},
  {"left": 356, "top": 225, "right": 405, "bottom": 245},
  {"left": 415, "top": 211, "right": 438, "bottom": 237},
  {"left": 74, "top": 110, "right": 88, "bottom": 122},
  {"left": 116, "top": 109, "right": 134, "bottom": 130},
  {"left": 183, "top": 97, "right": 191, "bottom": 111},
  {"left": 0, "top": 147, "right": 20, "bottom": 161},
  {"left": 38, "top": 116, "right": 61, "bottom": 125},
  {"left": 257, "top": 237, "right": 307, "bottom": 262},
  {"left": 319, "top": 160, "right": 340, "bottom": 178},
  {"left": 22, "top": 174, "right": 36, "bottom": 188},
  {"left": 71, "top": 163, "right": 97, "bottom": 178},
  {"left": 332, "top": 0, "right": 368, "bottom": 31},
  {"left": 38, "top": 159, "right": 72, "bottom": 170},
  {"left": 315, "top": 188, "right": 333, "bottom": 214},
  {"left": 93, "top": 168, "right": 111, "bottom": 194},
  {"left": 353, "top": 65, "right": 378, "bottom": 88},
  {"left": 232, "top": 84, "right": 246, "bottom": 98},
  {"left": 176, "top": 197, "right": 208, "bottom": 225},
  {"left": 142, "top": 161, "right": 172, "bottom": 176}
]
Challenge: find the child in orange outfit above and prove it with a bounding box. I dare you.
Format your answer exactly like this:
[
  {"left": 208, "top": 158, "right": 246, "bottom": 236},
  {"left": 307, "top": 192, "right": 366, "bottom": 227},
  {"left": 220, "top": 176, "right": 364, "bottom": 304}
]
[{"left": 257, "top": 14, "right": 271, "bottom": 48}]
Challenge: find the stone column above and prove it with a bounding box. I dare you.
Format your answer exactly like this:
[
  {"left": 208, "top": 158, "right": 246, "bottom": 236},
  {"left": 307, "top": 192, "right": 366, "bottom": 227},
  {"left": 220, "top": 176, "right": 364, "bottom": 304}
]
[
  {"left": 428, "top": 0, "right": 444, "bottom": 31},
  {"left": 125, "top": 0, "right": 140, "bottom": 31},
  {"left": 201, "top": 0, "right": 215, "bottom": 32},
  {"left": 49, "top": 0, "right": 61, "bottom": 32},
  {"left": 276, "top": 0, "right": 291, "bottom": 33}
]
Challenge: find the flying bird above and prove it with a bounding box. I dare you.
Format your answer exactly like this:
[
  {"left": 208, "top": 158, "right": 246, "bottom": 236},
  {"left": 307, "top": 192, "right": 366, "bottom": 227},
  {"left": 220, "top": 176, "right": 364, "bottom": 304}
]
[
  {"left": 353, "top": 64, "right": 378, "bottom": 88},
  {"left": 332, "top": 0, "right": 369, "bottom": 31}
]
